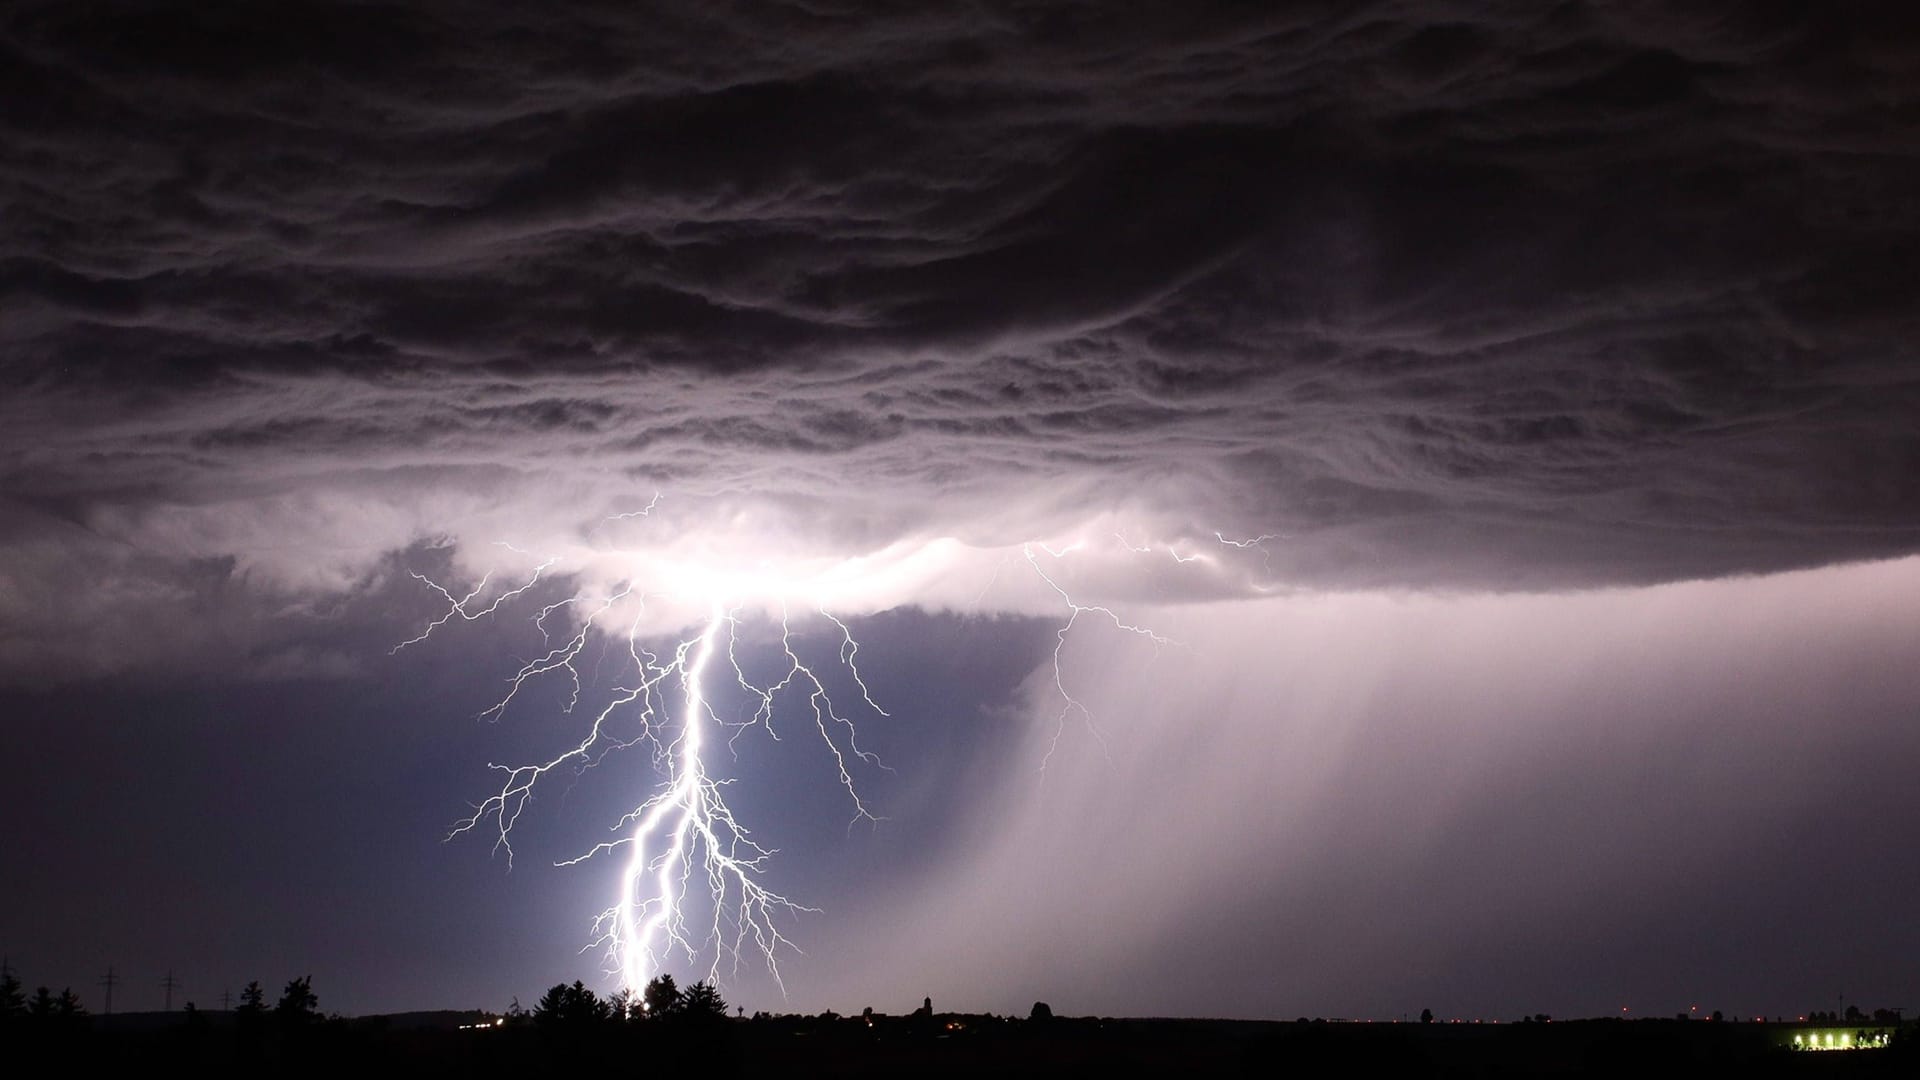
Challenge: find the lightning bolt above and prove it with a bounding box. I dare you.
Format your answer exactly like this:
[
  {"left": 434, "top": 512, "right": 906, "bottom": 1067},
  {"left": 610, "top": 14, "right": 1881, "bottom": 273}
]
[
  {"left": 1023, "top": 542, "right": 1169, "bottom": 770},
  {"left": 568, "top": 604, "right": 827, "bottom": 998},
  {"left": 605, "top": 492, "right": 663, "bottom": 523},
  {"left": 397, "top": 517, "right": 1247, "bottom": 998},
  {"left": 1115, "top": 530, "right": 1216, "bottom": 566},
  {"left": 389, "top": 544, "right": 558, "bottom": 655},
  {"left": 403, "top": 556, "right": 889, "bottom": 998},
  {"left": 586, "top": 492, "right": 664, "bottom": 541},
  {"left": 1214, "top": 529, "right": 1280, "bottom": 574}
]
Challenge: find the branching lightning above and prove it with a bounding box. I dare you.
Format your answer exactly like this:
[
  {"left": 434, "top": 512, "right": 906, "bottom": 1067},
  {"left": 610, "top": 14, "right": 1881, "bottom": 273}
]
[
  {"left": 604, "top": 492, "right": 663, "bottom": 523},
  {"left": 399, "top": 556, "right": 893, "bottom": 998},
  {"left": 1023, "top": 542, "right": 1169, "bottom": 769},
  {"left": 390, "top": 544, "right": 558, "bottom": 654},
  {"left": 1215, "top": 529, "right": 1280, "bottom": 573},
  {"left": 396, "top": 514, "right": 1263, "bottom": 998}
]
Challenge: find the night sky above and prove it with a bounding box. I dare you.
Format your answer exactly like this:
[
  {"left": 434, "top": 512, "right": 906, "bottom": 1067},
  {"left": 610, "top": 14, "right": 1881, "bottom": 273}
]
[{"left": 3, "top": 2, "right": 1918, "bottom": 1021}]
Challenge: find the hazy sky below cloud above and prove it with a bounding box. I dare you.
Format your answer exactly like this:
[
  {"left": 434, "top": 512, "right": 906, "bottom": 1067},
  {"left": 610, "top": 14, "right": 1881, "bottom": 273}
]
[
  {"left": 1, "top": 1, "right": 1915, "bottom": 1017},
  {"left": 799, "top": 558, "right": 1920, "bottom": 1019}
]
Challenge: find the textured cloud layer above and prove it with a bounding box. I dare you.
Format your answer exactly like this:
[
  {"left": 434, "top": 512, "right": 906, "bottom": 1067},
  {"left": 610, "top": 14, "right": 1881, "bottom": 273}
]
[{"left": 4, "top": 2, "right": 1919, "bottom": 677}]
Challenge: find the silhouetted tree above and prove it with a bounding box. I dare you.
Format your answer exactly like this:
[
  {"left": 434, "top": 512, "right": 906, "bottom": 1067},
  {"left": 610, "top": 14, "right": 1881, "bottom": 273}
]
[
  {"left": 680, "top": 981, "right": 727, "bottom": 1021},
  {"left": 31, "top": 987, "right": 87, "bottom": 1030},
  {"left": 237, "top": 980, "right": 266, "bottom": 1016},
  {"left": 532, "top": 981, "right": 610, "bottom": 1027},
  {"left": 608, "top": 988, "right": 636, "bottom": 1022},
  {"left": 276, "top": 975, "right": 319, "bottom": 1022},
  {"left": 534, "top": 983, "right": 570, "bottom": 1026},
  {"left": 1029, "top": 1001, "right": 1053, "bottom": 1022},
  {"left": 0, "top": 968, "right": 23, "bottom": 1024},
  {"left": 1420, "top": 1008, "right": 1433, "bottom": 1024},
  {"left": 643, "top": 974, "right": 682, "bottom": 1018}
]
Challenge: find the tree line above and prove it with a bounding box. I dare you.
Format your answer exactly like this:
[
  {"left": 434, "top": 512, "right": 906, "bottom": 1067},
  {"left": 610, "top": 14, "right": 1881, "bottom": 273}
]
[
  {"left": 1, "top": 969, "right": 86, "bottom": 1030},
  {"left": 0, "top": 966, "right": 322, "bottom": 1029},
  {"left": 526, "top": 973, "right": 730, "bottom": 1027}
]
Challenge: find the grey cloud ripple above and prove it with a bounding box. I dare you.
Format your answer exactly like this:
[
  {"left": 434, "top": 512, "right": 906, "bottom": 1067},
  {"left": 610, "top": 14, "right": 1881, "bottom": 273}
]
[{"left": 1, "top": 0, "right": 1917, "bottom": 650}]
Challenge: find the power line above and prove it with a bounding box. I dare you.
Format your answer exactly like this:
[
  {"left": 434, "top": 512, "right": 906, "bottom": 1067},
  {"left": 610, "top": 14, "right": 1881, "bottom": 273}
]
[
  {"left": 98, "top": 965, "right": 118, "bottom": 1018},
  {"left": 161, "top": 970, "right": 181, "bottom": 1012}
]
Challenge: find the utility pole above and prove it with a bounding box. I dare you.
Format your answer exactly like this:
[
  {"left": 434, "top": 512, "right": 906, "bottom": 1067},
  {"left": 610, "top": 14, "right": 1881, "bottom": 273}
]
[
  {"left": 161, "top": 970, "right": 181, "bottom": 1012},
  {"left": 220, "top": 988, "right": 233, "bottom": 1012},
  {"left": 98, "top": 965, "right": 118, "bottom": 1018}
]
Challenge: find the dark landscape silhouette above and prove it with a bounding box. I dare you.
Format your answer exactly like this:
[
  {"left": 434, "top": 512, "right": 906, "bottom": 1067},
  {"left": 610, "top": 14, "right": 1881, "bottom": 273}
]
[{"left": 2, "top": 963, "right": 1913, "bottom": 1077}]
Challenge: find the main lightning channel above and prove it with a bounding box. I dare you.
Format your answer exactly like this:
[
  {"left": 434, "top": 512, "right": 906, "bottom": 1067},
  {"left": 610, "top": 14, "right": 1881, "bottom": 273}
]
[
  {"left": 553, "top": 598, "right": 882, "bottom": 997},
  {"left": 399, "top": 520, "right": 1244, "bottom": 999},
  {"left": 614, "top": 604, "right": 718, "bottom": 996},
  {"left": 406, "top": 564, "right": 891, "bottom": 998}
]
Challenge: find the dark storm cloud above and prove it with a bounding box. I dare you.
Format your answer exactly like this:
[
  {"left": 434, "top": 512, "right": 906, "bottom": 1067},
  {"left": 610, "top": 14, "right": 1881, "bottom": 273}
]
[
  {"left": 4, "top": 0, "right": 1920, "bottom": 665},
  {"left": 5, "top": 4, "right": 1919, "bottom": 1019}
]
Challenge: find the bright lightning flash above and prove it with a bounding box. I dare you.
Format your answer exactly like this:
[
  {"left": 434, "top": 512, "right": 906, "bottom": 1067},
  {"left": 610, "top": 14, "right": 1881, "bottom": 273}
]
[
  {"left": 399, "top": 555, "right": 890, "bottom": 997},
  {"left": 395, "top": 514, "right": 1263, "bottom": 999}
]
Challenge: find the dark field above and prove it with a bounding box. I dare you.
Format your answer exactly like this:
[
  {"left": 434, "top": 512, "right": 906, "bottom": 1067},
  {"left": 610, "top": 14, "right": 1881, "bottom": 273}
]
[{"left": 10, "top": 1011, "right": 1914, "bottom": 1078}]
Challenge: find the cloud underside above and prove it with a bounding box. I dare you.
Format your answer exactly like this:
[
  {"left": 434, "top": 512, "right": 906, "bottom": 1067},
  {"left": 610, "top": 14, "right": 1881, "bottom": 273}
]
[{"left": 2, "top": 2, "right": 1919, "bottom": 675}]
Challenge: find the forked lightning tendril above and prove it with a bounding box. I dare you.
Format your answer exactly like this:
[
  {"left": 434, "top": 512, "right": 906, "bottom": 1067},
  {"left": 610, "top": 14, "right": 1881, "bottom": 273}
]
[
  {"left": 400, "top": 562, "right": 891, "bottom": 997},
  {"left": 1023, "top": 542, "right": 1169, "bottom": 769},
  {"left": 397, "top": 521, "right": 1251, "bottom": 997}
]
